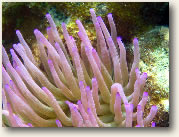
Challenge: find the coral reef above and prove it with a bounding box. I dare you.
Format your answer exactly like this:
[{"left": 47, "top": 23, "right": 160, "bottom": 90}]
[
  {"left": 139, "top": 26, "right": 169, "bottom": 127},
  {"left": 2, "top": 8, "right": 159, "bottom": 127}
]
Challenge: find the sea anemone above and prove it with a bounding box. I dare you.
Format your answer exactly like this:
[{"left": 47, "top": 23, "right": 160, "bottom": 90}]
[{"left": 2, "top": 8, "right": 157, "bottom": 127}]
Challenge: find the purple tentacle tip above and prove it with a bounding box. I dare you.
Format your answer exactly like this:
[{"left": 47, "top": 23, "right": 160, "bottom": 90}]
[
  {"left": 5, "top": 84, "right": 9, "bottom": 89},
  {"left": 10, "top": 48, "right": 14, "bottom": 53},
  {"left": 130, "top": 104, "right": 134, "bottom": 110},
  {"left": 135, "top": 68, "right": 140, "bottom": 73},
  {"left": 92, "top": 77, "right": 97, "bottom": 82},
  {"left": 46, "top": 13, "right": 51, "bottom": 18},
  {"left": 72, "top": 46, "right": 77, "bottom": 53},
  {"left": 108, "top": 37, "right": 112, "bottom": 41},
  {"left": 90, "top": 8, "right": 95, "bottom": 12},
  {"left": 116, "top": 92, "right": 120, "bottom": 97},
  {"left": 70, "top": 36, "right": 73, "bottom": 39},
  {"left": 151, "top": 122, "right": 156, "bottom": 127},
  {"left": 133, "top": 38, "right": 139, "bottom": 45},
  {"left": 137, "top": 105, "right": 142, "bottom": 110},
  {"left": 136, "top": 125, "right": 140, "bottom": 127},
  {"left": 56, "top": 119, "right": 62, "bottom": 127},
  {"left": 77, "top": 100, "right": 81, "bottom": 105},
  {"left": 77, "top": 31, "right": 81, "bottom": 37},
  {"left": 17, "top": 43, "right": 21, "bottom": 47},
  {"left": 55, "top": 42, "right": 59, "bottom": 46},
  {"left": 107, "top": 13, "right": 112, "bottom": 17},
  {"left": 56, "top": 119, "right": 60, "bottom": 123},
  {"left": 92, "top": 48, "right": 96, "bottom": 53},
  {"left": 124, "top": 103, "right": 129, "bottom": 107},
  {"left": 79, "top": 81, "right": 83, "bottom": 86},
  {"left": 97, "top": 16, "right": 102, "bottom": 21},
  {"left": 46, "top": 26, "right": 51, "bottom": 31},
  {"left": 86, "top": 86, "right": 90, "bottom": 91},
  {"left": 12, "top": 44, "right": 16, "bottom": 48},
  {"left": 76, "top": 20, "right": 81, "bottom": 24},
  {"left": 87, "top": 108, "right": 91, "bottom": 112},
  {"left": 73, "top": 106, "right": 78, "bottom": 111},
  {"left": 41, "top": 87, "right": 46, "bottom": 90},
  {"left": 143, "top": 92, "right": 148, "bottom": 97},
  {"left": 9, "top": 80, "right": 13, "bottom": 83},
  {"left": 133, "top": 37, "right": 138, "bottom": 41},
  {"left": 117, "top": 36, "right": 122, "bottom": 41},
  {"left": 27, "top": 123, "right": 33, "bottom": 127},
  {"left": 151, "top": 105, "right": 157, "bottom": 111},
  {"left": 65, "top": 101, "right": 71, "bottom": 105},
  {"left": 48, "top": 59, "right": 52, "bottom": 64},
  {"left": 85, "top": 46, "right": 89, "bottom": 52},
  {"left": 16, "top": 30, "right": 20, "bottom": 34},
  {"left": 6, "top": 63, "right": 11, "bottom": 68},
  {"left": 15, "top": 65, "right": 19, "bottom": 70},
  {"left": 61, "top": 22, "right": 66, "bottom": 27},
  {"left": 97, "top": 16, "right": 102, "bottom": 19},
  {"left": 143, "top": 72, "right": 148, "bottom": 77},
  {"left": 34, "top": 29, "right": 39, "bottom": 34}
]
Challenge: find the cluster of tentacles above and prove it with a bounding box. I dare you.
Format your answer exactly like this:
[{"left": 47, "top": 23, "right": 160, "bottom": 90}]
[{"left": 2, "top": 9, "right": 157, "bottom": 127}]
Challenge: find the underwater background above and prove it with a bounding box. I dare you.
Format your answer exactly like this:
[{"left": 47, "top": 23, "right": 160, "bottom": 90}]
[{"left": 2, "top": 2, "right": 169, "bottom": 127}]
